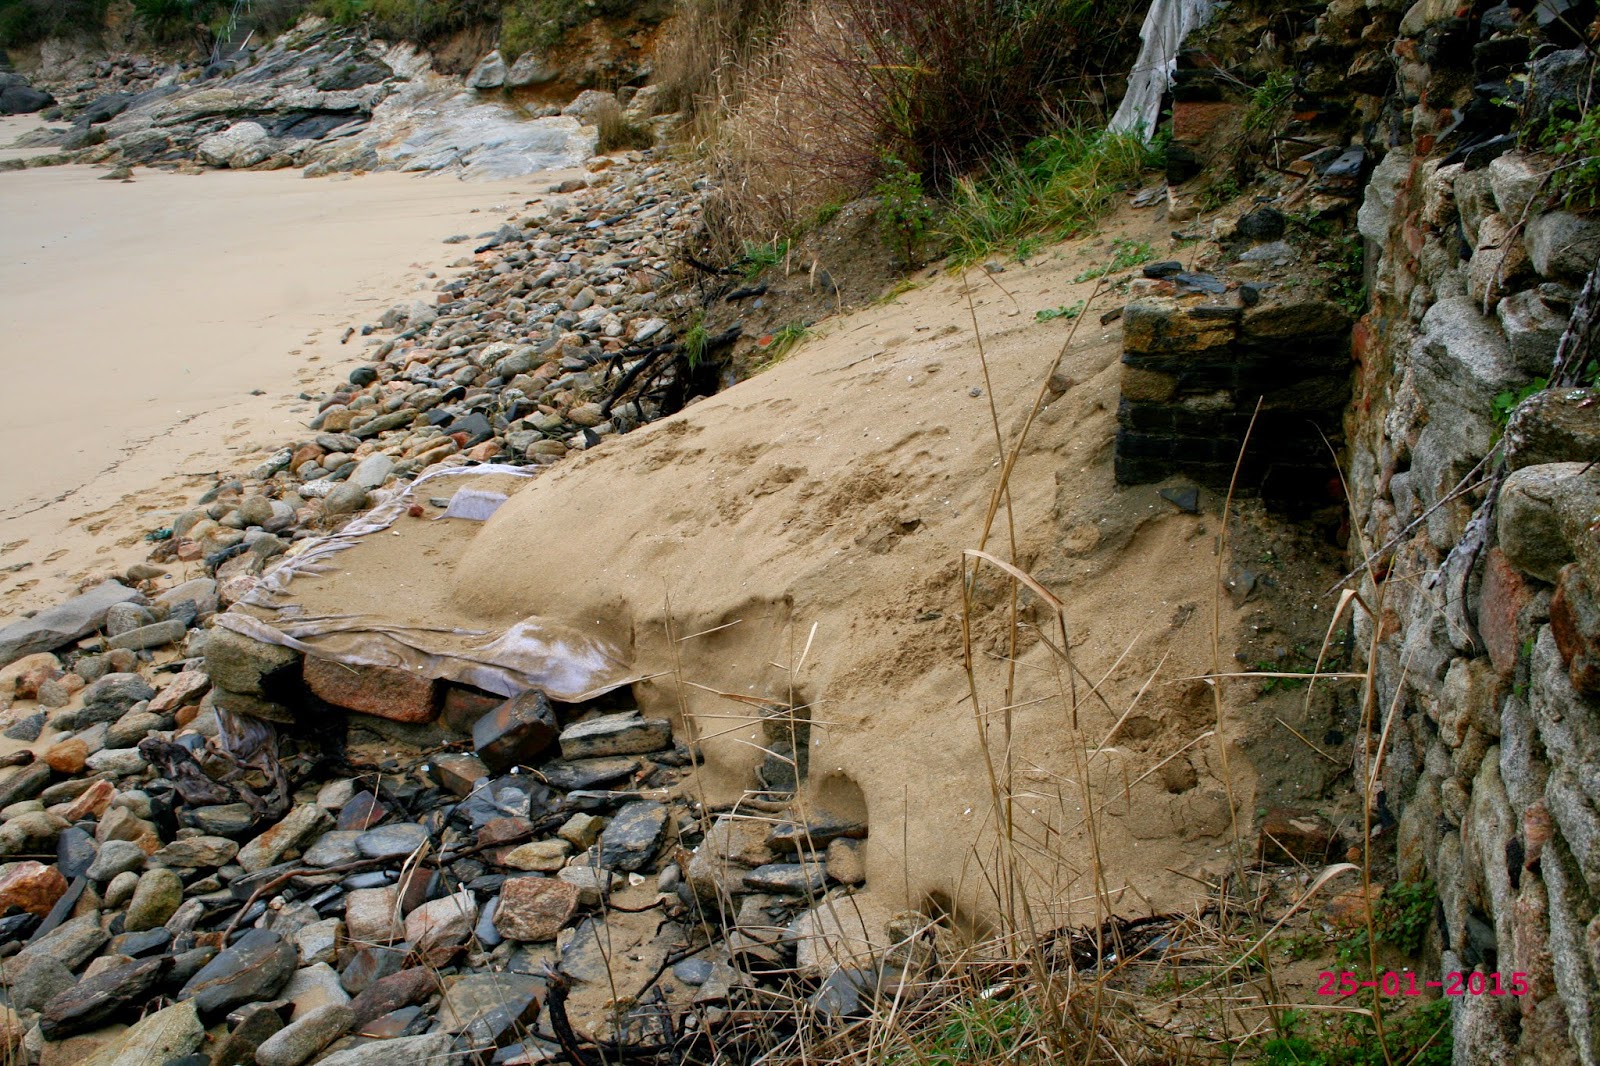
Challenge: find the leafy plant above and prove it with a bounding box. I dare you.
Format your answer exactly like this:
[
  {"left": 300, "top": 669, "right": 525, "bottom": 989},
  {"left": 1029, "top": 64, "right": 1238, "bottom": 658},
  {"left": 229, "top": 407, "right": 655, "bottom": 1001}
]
[
  {"left": 876, "top": 153, "right": 936, "bottom": 267},
  {"left": 1244, "top": 69, "right": 1296, "bottom": 136},
  {"left": 760, "top": 322, "right": 813, "bottom": 362},
  {"left": 1338, "top": 879, "right": 1437, "bottom": 963},
  {"left": 1541, "top": 103, "right": 1600, "bottom": 210},
  {"left": 1493, "top": 377, "right": 1548, "bottom": 427},
  {"left": 1035, "top": 301, "right": 1085, "bottom": 323},
  {"left": 132, "top": 0, "right": 218, "bottom": 41}
]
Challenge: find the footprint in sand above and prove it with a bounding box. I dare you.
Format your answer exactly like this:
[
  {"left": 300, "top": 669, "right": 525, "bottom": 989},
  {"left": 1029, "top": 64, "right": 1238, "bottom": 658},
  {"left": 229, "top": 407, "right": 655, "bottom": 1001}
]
[
  {"left": 0, "top": 539, "right": 26, "bottom": 555},
  {"left": 43, "top": 550, "right": 67, "bottom": 563}
]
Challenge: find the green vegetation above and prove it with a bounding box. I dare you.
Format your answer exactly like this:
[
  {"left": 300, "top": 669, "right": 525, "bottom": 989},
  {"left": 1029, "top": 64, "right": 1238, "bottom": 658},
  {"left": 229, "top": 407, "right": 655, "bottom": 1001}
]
[
  {"left": 681, "top": 314, "right": 710, "bottom": 370},
  {"left": 1071, "top": 236, "right": 1155, "bottom": 281},
  {"left": 760, "top": 322, "right": 813, "bottom": 362},
  {"left": 941, "top": 130, "right": 1158, "bottom": 266},
  {"left": 312, "top": 0, "right": 499, "bottom": 41},
  {"left": 882, "top": 995, "right": 1038, "bottom": 1065},
  {"left": 1338, "top": 879, "right": 1437, "bottom": 963},
  {"left": 1244, "top": 69, "right": 1296, "bottom": 137},
  {"left": 1035, "top": 301, "right": 1085, "bottom": 323},
  {"left": 1262, "top": 1001, "right": 1452, "bottom": 1066},
  {"left": 1542, "top": 102, "right": 1600, "bottom": 209},
  {"left": 876, "top": 153, "right": 936, "bottom": 266},
  {"left": 0, "top": 0, "right": 107, "bottom": 47},
  {"left": 132, "top": 0, "right": 218, "bottom": 43},
  {"left": 1493, "top": 377, "right": 1548, "bottom": 427},
  {"left": 739, "top": 238, "right": 789, "bottom": 279}
]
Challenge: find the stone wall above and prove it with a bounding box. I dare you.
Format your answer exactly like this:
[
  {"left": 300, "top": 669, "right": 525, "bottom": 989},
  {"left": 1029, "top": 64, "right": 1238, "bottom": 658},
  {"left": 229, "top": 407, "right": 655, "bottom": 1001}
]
[{"left": 1338, "top": 10, "right": 1600, "bottom": 1066}]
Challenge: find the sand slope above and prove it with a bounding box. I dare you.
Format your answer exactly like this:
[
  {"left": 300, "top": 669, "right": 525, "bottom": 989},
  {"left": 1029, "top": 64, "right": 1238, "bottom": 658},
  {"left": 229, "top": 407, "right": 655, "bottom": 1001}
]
[{"left": 288, "top": 209, "right": 1261, "bottom": 931}]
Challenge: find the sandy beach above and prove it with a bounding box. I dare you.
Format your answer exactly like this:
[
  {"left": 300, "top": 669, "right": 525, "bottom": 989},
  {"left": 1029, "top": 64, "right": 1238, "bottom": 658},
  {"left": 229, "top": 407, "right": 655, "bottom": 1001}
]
[{"left": 0, "top": 154, "right": 574, "bottom": 617}]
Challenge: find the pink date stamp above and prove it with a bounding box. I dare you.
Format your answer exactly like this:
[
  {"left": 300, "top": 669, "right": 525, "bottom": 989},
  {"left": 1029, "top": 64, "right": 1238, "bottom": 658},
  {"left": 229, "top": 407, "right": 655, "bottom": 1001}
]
[{"left": 1317, "top": 971, "right": 1530, "bottom": 997}]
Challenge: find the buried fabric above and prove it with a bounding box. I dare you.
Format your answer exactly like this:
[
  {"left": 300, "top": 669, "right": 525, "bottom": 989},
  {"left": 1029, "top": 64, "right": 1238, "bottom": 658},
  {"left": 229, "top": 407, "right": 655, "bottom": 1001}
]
[{"left": 214, "top": 465, "right": 635, "bottom": 702}]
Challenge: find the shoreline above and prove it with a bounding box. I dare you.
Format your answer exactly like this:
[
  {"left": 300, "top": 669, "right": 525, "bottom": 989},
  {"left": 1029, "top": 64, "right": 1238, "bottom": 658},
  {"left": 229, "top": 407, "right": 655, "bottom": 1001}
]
[{"left": 0, "top": 160, "right": 578, "bottom": 617}]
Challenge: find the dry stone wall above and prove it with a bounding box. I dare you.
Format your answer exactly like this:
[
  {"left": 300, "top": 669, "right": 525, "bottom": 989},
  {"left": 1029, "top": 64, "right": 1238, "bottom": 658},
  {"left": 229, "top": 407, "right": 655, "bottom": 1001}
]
[{"left": 1336, "top": 11, "right": 1600, "bottom": 1066}]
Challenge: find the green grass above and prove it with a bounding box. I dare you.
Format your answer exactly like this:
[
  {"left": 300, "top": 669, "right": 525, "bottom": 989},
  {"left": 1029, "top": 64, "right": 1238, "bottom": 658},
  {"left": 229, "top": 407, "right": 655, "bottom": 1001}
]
[
  {"left": 763, "top": 322, "right": 812, "bottom": 359},
  {"left": 681, "top": 314, "right": 710, "bottom": 371},
  {"left": 1262, "top": 1001, "right": 1452, "bottom": 1066},
  {"left": 1072, "top": 237, "right": 1155, "bottom": 282},
  {"left": 883, "top": 995, "right": 1038, "bottom": 1065},
  {"left": 739, "top": 238, "right": 789, "bottom": 279},
  {"left": 940, "top": 128, "right": 1158, "bottom": 267},
  {"left": 1244, "top": 69, "right": 1296, "bottom": 137}
]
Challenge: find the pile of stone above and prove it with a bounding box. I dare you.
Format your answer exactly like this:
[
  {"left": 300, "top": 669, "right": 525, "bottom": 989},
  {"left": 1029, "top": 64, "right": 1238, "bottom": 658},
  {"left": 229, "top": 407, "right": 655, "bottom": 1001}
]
[{"left": 0, "top": 584, "right": 890, "bottom": 1065}]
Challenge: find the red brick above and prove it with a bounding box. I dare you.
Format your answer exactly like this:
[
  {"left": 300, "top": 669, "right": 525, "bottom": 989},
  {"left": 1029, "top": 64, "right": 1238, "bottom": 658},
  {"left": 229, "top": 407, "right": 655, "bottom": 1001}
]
[
  {"left": 302, "top": 656, "right": 438, "bottom": 723},
  {"left": 1478, "top": 548, "right": 1534, "bottom": 679}
]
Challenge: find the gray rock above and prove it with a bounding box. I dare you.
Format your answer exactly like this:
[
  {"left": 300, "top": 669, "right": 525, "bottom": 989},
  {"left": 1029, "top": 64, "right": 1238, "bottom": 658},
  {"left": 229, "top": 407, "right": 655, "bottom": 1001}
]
[
  {"left": 125, "top": 867, "right": 184, "bottom": 931},
  {"left": 105, "top": 602, "right": 155, "bottom": 636},
  {"left": 153, "top": 835, "right": 238, "bottom": 869},
  {"left": 8, "top": 955, "right": 76, "bottom": 1011},
  {"left": 1498, "top": 462, "right": 1600, "bottom": 582},
  {"left": 507, "top": 52, "right": 558, "bottom": 87},
  {"left": 80, "top": 672, "right": 156, "bottom": 715},
  {"left": 0, "top": 761, "right": 51, "bottom": 808},
  {"left": 1505, "top": 387, "right": 1600, "bottom": 471},
  {"left": 1497, "top": 288, "right": 1568, "bottom": 376},
  {"left": 350, "top": 453, "right": 394, "bottom": 490},
  {"left": 743, "top": 861, "right": 827, "bottom": 895},
  {"left": 4, "top": 712, "right": 45, "bottom": 741},
  {"left": 237, "top": 803, "right": 334, "bottom": 872},
  {"left": 0, "top": 581, "right": 141, "bottom": 667},
  {"left": 256, "top": 1002, "right": 355, "bottom": 1066},
  {"left": 205, "top": 628, "right": 299, "bottom": 696},
  {"left": 355, "top": 821, "right": 429, "bottom": 860},
  {"left": 178, "top": 928, "right": 296, "bottom": 1015},
  {"left": 303, "top": 829, "right": 363, "bottom": 867},
  {"left": 1357, "top": 147, "right": 1412, "bottom": 244},
  {"left": 1488, "top": 151, "right": 1548, "bottom": 221},
  {"left": 1526, "top": 211, "right": 1600, "bottom": 280},
  {"left": 315, "top": 1032, "right": 455, "bottom": 1066},
  {"left": 87, "top": 838, "right": 147, "bottom": 881},
  {"left": 558, "top": 711, "right": 673, "bottom": 759},
  {"left": 106, "top": 618, "right": 188, "bottom": 651},
  {"left": 466, "top": 50, "right": 508, "bottom": 90},
  {"left": 39, "top": 955, "right": 168, "bottom": 1039},
  {"left": 597, "top": 800, "right": 667, "bottom": 872},
  {"left": 79, "top": 999, "right": 203, "bottom": 1066},
  {"left": 323, "top": 481, "right": 371, "bottom": 516}
]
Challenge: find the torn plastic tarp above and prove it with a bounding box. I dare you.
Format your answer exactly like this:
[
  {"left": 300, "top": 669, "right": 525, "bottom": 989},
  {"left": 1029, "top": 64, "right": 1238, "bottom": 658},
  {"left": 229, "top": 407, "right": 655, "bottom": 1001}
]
[
  {"left": 1108, "top": 0, "right": 1216, "bottom": 142},
  {"left": 214, "top": 464, "right": 635, "bottom": 703}
]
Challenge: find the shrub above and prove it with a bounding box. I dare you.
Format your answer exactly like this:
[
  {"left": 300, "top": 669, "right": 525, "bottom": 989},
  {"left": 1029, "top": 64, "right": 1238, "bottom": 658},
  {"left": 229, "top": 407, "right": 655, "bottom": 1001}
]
[
  {"left": 0, "top": 0, "right": 108, "bottom": 46},
  {"left": 132, "top": 0, "right": 219, "bottom": 43}
]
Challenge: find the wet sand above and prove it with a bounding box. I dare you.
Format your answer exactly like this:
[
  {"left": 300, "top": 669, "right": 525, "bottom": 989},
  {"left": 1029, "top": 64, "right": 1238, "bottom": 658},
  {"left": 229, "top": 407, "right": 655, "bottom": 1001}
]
[{"left": 0, "top": 154, "right": 573, "bottom": 617}]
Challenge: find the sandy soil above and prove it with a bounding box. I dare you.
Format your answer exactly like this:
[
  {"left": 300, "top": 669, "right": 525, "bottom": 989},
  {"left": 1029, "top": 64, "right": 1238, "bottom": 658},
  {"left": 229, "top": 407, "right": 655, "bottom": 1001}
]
[
  {"left": 0, "top": 158, "right": 581, "bottom": 618},
  {"left": 243, "top": 208, "right": 1280, "bottom": 936}
]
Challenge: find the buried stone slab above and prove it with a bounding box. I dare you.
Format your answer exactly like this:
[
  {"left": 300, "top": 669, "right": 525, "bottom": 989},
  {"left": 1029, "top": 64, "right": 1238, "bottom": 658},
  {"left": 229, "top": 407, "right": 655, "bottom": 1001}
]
[
  {"left": 598, "top": 800, "right": 668, "bottom": 872},
  {"left": 303, "top": 655, "right": 438, "bottom": 723}
]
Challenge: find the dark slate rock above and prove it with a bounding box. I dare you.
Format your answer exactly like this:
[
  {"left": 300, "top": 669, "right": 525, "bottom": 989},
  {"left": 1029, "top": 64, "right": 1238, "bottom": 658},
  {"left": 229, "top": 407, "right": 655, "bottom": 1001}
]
[
  {"left": 39, "top": 955, "right": 169, "bottom": 1038},
  {"left": 766, "top": 812, "right": 868, "bottom": 854},
  {"left": 1235, "top": 206, "right": 1287, "bottom": 241},
  {"left": 538, "top": 756, "right": 641, "bottom": 791},
  {"left": 3, "top": 712, "right": 44, "bottom": 741},
  {"left": 596, "top": 801, "right": 667, "bottom": 872},
  {"left": 473, "top": 690, "right": 558, "bottom": 772},
  {"left": 742, "top": 862, "right": 827, "bottom": 895},
  {"left": 177, "top": 928, "right": 295, "bottom": 1015}
]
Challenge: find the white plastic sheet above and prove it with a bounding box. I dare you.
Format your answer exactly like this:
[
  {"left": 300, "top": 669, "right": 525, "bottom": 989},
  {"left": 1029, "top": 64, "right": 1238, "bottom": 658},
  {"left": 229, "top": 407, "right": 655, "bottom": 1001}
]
[
  {"left": 1108, "top": 0, "right": 1217, "bottom": 142},
  {"left": 214, "top": 464, "right": 635, "bottom": 702}
]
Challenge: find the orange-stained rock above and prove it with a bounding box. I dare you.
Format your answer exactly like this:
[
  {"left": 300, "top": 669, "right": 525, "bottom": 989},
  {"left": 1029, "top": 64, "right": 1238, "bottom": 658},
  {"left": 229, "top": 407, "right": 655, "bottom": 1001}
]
[
  {"left": 302, "top": 656, "right": 437, "bottom": 723},
  {"left": 63, "top": 779, "right": 117, "bottom": 821},
  {"left": 0, "top": 861, "right": 68, "bottom": 917},
  {"left": 149, "top": 671, "right": 211, "bottom": 716},
  {"left": 44, "top": 738, "right": 88, "bottom": 775}
]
